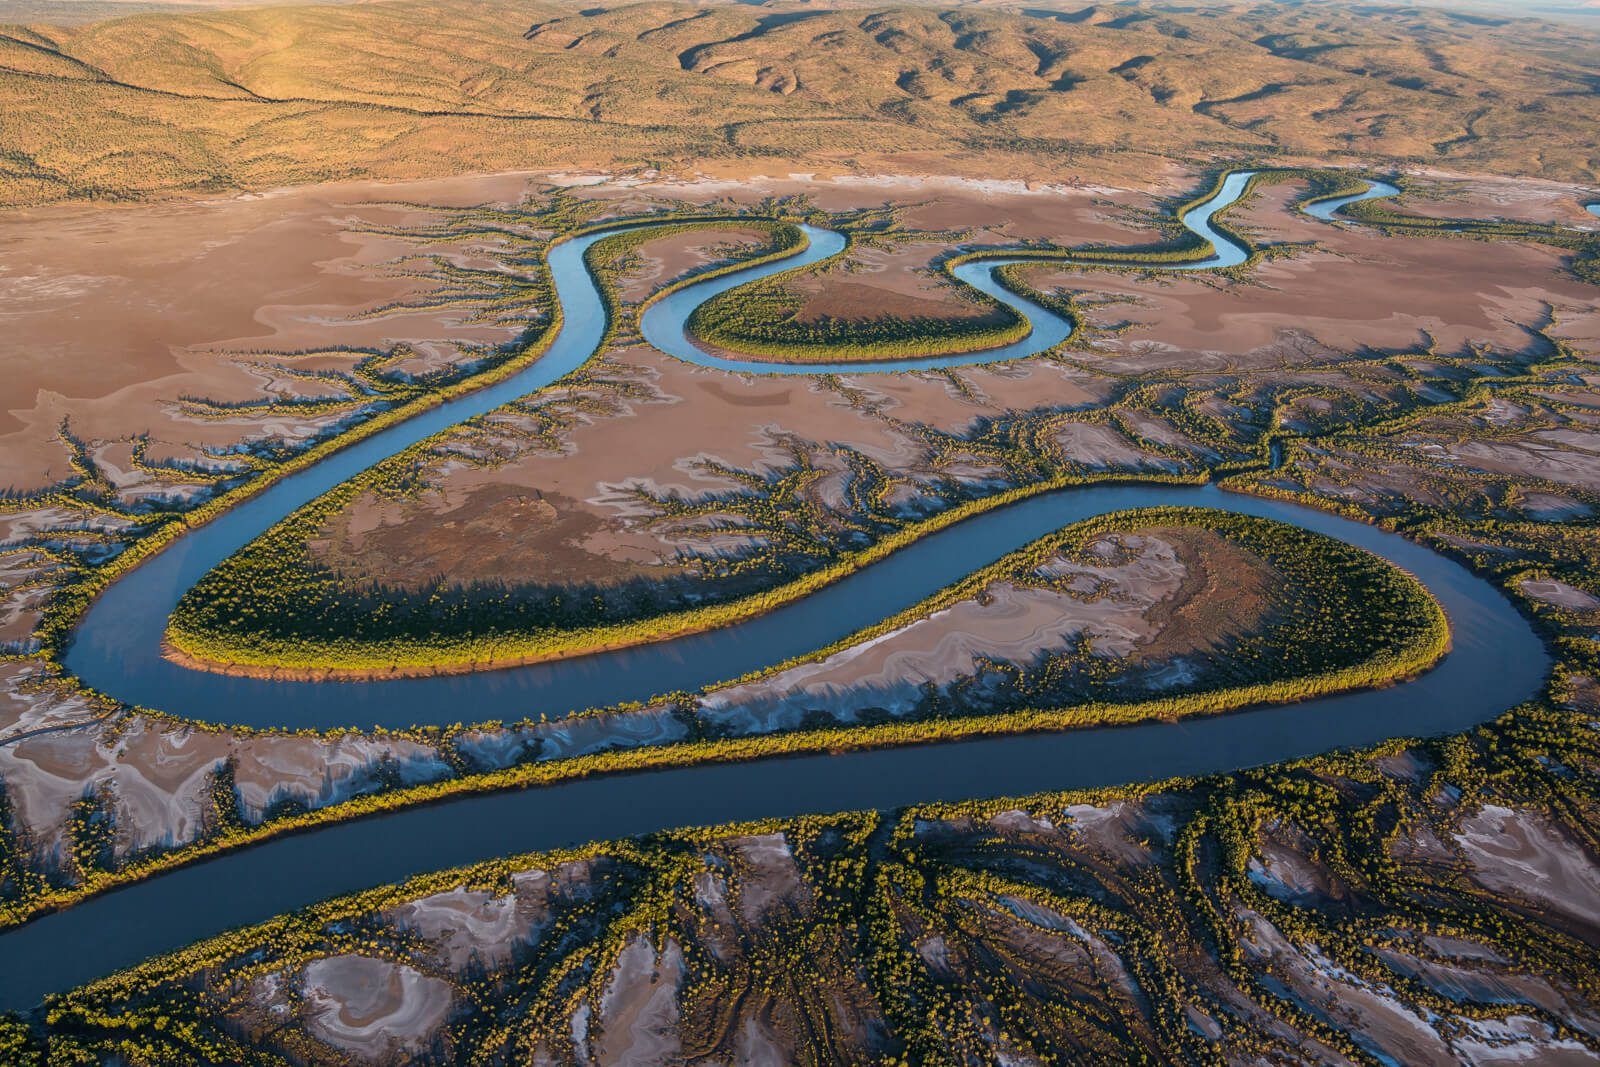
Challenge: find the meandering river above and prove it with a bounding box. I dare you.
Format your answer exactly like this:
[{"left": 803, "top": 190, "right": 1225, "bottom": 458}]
[
  {"left": 57, "top": 169, "right": 1368, "bottom": 729},
  {"left": 0, "top": 172, "right": 1552, "bottom": 1008}
]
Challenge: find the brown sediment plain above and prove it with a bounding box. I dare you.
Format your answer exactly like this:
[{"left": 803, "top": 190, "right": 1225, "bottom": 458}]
[
  {"left": 0, "top": 170, "right": 539, "bottom": 491},
  {"left": 698, "top": 526, "right": 1274, "bottom": 737},
  {"left": 1520, "top": 578, "right": 1600, "bottom": 614},
  {"left": 0, "top": 660, "right": 456, "bottom": 864},
  {"left": 564, "top": 170, "right": 1169, "bottom": 246},
  {"left": 381, "top": 866, "right": 585, "bottom": 973},
  {"left": 587, "top": 935, "right": 687, "bottom": 1064},
  {"left": 80, "top": 762, "right": 1600, "bottom": 1065},
  {"left": 298, "top": 955, "right": 454, "bottom": 1063},
  {"left": 0, "top": 549, "right": 62, "bottom": 652},
  {"left": 1452, "top": 804, "right": 1600, "bottom": 928},
  {"left": 747, "top": 240, "right": 1011, "bottom": 331},
  {"left": 304, "top": 338, "right": 1129, "bottom": 598},
  {"left": 1400, "top": 170, "right": 1600, "bottom": 228},
  {"left": 4, "top": 168, "right": 1600, "bottom": 915},
  {"left": 1022, "top": 179, "right": 1600, "bottom": 372},
  {"left": 295, "top": 173, "right": 1600, "bottom": 605}
]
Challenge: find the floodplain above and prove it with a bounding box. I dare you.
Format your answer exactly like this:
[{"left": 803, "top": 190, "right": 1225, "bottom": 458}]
[{"left": 2, "top": 0, "right": 1600, "bottom": 1062}]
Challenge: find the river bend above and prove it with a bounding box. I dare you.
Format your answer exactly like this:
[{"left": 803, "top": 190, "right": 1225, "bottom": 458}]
[
  {"left": 0, "top": 172, "right": 1552, "bottom": 1007},
  {"left": 60, "top": 170, "right": 1399, "bottom": 729}
]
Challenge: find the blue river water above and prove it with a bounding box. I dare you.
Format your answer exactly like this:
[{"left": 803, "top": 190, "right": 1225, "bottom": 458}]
[
  {"left": 1, "top": 170, "right": 1552, "bottom": 1009},
  {"left": 61, "top": 169, "right": 1336, "bottom": 729},
  {"left": 0, "top": 488, "right": 1547, "bottom": 1005},
  {"left": 639, "top": 170, "right": 1262, "bottom": 375}
]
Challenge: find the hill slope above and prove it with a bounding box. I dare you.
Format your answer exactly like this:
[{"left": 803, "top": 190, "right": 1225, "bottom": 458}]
[{"left": 1, "top": 0, "right": 1597, "bottom": 207}]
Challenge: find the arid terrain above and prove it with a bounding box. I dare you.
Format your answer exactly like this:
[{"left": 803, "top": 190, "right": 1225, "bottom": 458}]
[
  {"left": 0, "top": 171, "right": 546, "bottom": 493},
  {"left": 32, "top": 719, "right": 1600, "bottom": 1065},
  {"left": 4, "top": 0, "right": 1600, "bottom": 209},
  {"left": 1, "top": 155, "right": 1597, "bottom": 1060},
  {"left": 2, "top": 0, "right": 1600, "bottom": 1063},
  {"left": 229, "top": 170, "right": 1599, "bottom": 640}
]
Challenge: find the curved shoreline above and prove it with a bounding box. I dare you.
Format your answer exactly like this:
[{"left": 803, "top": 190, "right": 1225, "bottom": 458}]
[
  {"left": 66, "top": 169, "right": 1298, "bottom": 713},
  {"left": 0, "top": 167, "right": 1560, "bottom": 1008},
  {"left": 146, "top": 169, "right": 1396, "bottom": 688},
  {"left": 1303, "top": 177, "right": 1403, "bottom": 220},
  {"left": 0, "top": 481, "right": 1545, "bottom": 1006},
  {"left": 638, "top": 169, "right": 1272, "bottom": 375}
]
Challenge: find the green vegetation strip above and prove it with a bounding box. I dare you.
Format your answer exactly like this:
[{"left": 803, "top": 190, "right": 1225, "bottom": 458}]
[
  {"left": 30, "top": 694, "right": 1593, "bottom": 1065},
  {"left": 3, "top": 507, "right": 1447, "bottom": 932},
  {"left": 685, "top": 231, "right": 1033, "bottom": 362},
  {"left": 143, "top": 165, "right": 1596, "bottom": 675},
  {"left": 9, "top": 165, "right": 1587, "bottom": 948}
]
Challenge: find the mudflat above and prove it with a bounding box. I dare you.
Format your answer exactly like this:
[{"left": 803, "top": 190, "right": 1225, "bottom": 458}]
[{"left": 0, "top": 172, "right": 537, "bottom": 489}]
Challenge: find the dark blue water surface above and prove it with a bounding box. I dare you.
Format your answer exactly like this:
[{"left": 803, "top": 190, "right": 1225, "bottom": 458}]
[
  {"left": 2, "top": 173, "right": 1547, "bottom": 1010},
  {"left": 0, "top": 500, "right": 1546, "bottom": 1006},
  {"left": 60, "top": 169, "right": 1304, "bottom": 730}
]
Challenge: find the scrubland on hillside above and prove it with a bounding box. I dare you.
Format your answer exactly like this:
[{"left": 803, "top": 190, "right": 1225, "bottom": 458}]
[{"left": 2, "top": 0, "right": 1599, "bottom": 208}]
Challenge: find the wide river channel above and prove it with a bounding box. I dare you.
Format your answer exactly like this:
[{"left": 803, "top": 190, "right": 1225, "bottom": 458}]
[{"left": 0, "top": 172, "right": 1548, "bottom": 1007}]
